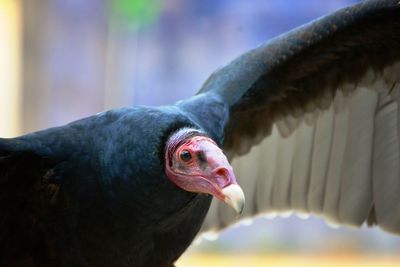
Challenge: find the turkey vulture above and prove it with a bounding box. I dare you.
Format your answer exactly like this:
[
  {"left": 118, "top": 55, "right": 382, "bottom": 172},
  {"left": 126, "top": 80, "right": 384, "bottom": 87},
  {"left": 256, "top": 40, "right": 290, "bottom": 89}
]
[{"left": 1, "top": 0, "right": 400, "bottom": 266}]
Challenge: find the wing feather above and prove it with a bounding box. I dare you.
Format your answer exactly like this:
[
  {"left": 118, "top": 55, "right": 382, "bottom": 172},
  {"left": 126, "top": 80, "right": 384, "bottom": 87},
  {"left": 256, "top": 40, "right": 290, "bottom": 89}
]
[
  {"left": 337, "top": 88, "right": 378, "bottom": 225},
  {"left": 322, "top": 96, "right": 349, "bottom": 224},
  {"left": 271, "top": 125, "right": 296, "bottom": 211},
  {"left": 253, "top": 127, "right": 279, "bottom": 212},
  {"left": 289, "top": 120, "right": 315, "bottom": 213},
  {"left": 372, "top": 93, "right": 400, "bottom": 233},
  {"left": 194, "top": 0, "right": 400, "bottom": 235},
  {"left": 202, "top": 80, "right": 400, "bottom": 234},
  {"left": 307, "top": 105, "right": 334, "bottom": 214}
]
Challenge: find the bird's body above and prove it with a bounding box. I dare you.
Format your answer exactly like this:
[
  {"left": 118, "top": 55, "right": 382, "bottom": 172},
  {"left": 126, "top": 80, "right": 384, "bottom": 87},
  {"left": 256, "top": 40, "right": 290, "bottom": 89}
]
[
  {"left": 0, "top": 104, "right": 224, "bottom": 266},
  {"left": 1, "top": 0, "right": 400, "bottom": 266}
]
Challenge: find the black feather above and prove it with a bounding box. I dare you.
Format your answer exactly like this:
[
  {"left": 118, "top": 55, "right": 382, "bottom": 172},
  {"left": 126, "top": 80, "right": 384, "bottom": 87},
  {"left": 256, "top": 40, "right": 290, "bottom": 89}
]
[{"left": 0, "top": 106, "right": 212, "bottom": 266}]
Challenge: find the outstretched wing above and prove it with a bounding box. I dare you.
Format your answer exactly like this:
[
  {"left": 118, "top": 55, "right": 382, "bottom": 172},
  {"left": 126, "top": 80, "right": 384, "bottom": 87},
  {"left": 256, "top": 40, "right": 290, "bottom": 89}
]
[{"left": 198, "top": 0, "right": 400, "bottom": 234}]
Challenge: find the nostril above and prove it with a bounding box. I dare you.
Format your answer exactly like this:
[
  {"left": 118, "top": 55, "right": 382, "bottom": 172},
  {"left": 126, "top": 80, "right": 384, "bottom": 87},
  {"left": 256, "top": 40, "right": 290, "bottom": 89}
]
[
  {"left": 214, "top": 167, "right": 231, "bottom": 187},
  {"left": 216, "top": 168, "right": 227, "bottom": 177}
]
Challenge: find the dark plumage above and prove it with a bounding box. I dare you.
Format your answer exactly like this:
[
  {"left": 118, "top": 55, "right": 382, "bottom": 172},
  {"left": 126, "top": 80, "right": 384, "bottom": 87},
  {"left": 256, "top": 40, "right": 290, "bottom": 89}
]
[
  {"left": 1, "top": 0, "right": 400, "bottom": 266},
  {"left": 1, "top": 107, "right": 217, "bottom": 266}
]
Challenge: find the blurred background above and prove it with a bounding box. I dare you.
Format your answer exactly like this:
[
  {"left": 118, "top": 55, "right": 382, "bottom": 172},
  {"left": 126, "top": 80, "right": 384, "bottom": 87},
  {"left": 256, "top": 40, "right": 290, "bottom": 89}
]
[{"left": 0, "top": 0, "right": 399, "bottom": 266}]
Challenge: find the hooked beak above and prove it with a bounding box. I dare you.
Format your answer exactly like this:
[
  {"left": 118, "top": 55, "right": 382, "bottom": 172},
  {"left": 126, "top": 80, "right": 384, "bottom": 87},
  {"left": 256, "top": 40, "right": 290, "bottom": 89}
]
[{"left": 221, "top": 184, "right": 245, "bottom": 215}]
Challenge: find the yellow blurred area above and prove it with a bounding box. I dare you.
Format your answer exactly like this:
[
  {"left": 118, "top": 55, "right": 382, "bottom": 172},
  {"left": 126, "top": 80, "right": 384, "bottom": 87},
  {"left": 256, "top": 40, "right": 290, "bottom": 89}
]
[
  {"left": 0, "top": 0, "right": 21, "bottom": 137},
  {"left": 176, "top": 253, "right": 400, "bottom": 267}
]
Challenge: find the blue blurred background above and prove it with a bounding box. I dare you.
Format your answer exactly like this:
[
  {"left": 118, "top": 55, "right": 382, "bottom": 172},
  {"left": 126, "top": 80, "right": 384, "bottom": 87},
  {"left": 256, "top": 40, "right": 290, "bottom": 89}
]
[
  {"left": 18, "top": 0, "right": 363, "bottom": 132},
  {"left": 0, "top": 0, "right": 399, "bottom": 266}
]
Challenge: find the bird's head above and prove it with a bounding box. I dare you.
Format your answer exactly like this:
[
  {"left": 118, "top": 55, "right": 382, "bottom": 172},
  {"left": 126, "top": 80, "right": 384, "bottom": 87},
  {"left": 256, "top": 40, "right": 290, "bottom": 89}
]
[{"left": 165, "top": 128, "right": 245, "bottom": 214}]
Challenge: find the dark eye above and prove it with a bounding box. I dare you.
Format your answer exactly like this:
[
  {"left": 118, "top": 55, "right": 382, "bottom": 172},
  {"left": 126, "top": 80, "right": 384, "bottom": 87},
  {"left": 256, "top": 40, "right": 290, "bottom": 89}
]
[{"left": 179, "top": 150, "right": 192, "bottom": 162}]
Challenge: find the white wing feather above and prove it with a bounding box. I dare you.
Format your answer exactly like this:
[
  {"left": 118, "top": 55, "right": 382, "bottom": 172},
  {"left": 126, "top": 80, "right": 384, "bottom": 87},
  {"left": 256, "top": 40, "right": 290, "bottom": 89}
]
[{"left": 202, "top": 62, "right": 400, "bottom": 234}]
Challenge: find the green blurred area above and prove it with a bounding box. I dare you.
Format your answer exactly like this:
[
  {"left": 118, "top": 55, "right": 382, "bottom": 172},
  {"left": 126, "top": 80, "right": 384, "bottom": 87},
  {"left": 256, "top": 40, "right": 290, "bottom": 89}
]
[{"left": 110, "top": 0, "right": 162, "bottom": 29}]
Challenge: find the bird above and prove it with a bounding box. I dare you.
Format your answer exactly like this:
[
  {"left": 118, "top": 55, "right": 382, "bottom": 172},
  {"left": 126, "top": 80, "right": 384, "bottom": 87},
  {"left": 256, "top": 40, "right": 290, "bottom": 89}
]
[{"left": 1, "top": 0, "right": 399, "bottom": 266}]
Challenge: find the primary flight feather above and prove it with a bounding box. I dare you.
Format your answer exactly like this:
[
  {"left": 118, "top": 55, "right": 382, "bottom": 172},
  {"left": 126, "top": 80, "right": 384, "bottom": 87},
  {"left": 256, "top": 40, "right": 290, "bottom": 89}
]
[{"left": 1, "top": 0, "right": 399, "bottom": 266}]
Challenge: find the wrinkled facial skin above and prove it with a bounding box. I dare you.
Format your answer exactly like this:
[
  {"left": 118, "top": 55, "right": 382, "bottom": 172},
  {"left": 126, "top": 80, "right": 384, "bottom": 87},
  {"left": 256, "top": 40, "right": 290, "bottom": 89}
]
[{"left": 165, "top": 130, "right": 245, "bottom": 214}]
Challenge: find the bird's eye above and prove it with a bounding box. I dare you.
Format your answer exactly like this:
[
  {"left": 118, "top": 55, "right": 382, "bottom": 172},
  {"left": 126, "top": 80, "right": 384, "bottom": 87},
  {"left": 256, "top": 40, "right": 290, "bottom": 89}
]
[{"left": 180, "top": 150, "right": 192, "bottom": 162}]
